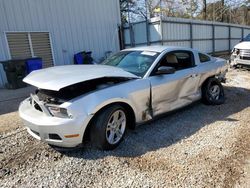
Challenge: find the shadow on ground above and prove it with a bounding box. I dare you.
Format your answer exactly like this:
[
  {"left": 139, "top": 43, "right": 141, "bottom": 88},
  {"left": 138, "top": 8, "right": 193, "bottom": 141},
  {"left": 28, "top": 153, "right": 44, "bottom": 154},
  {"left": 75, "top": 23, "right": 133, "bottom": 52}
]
[
  {"left": 55, "top": 85, "right": 250, "bottom": 159},
  {"left": 0, "top": 86, "right": 35, "bottom": 115}
]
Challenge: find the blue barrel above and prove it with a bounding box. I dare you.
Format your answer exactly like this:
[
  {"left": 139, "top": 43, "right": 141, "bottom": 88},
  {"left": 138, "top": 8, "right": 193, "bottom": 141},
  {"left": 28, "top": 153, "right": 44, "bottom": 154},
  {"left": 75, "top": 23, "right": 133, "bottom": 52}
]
[
  {"left": 25, "top": 58, "right": 43, "bottom": 74},
  {"left": 74, "top": 51, "right": 93, "bottom": 64},
  {"left": 74, "top": 52, "right": 84, "bottom": 64}
]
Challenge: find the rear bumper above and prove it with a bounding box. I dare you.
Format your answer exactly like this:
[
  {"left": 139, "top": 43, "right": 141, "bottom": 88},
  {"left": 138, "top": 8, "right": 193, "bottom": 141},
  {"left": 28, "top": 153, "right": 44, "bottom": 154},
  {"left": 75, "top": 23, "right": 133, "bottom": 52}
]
[{"left": 19, "top": 98, "right": 92, "bottom": 148}]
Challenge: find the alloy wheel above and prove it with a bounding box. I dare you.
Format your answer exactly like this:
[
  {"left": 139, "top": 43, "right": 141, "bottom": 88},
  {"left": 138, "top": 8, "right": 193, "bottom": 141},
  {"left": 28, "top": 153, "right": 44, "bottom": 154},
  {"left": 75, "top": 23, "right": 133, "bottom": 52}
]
[{"left": 105, "top": 110, "right": 126, "bottom": 145}]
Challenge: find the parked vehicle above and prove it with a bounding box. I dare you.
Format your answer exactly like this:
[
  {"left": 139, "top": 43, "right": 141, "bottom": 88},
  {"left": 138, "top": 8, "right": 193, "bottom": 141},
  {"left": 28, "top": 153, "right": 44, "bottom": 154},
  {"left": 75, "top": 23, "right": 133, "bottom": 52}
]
[
  {"left": 231, "top": 34, "right": 250, "bottom": 68},
  {"left": 19, "top": 46, "right": 228, "bottom": 150}
]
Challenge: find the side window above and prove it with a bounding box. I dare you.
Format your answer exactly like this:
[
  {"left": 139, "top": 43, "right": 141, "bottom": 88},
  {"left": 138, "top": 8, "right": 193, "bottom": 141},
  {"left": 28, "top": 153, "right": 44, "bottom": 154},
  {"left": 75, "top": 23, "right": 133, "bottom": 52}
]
[
  {"left": 199, "top": 53, "right": 211, "bottom": 63},
  {"left": 151, "top": 50, "right": 195, "bottom": 76},
  {"left": 174, "top": 52, "right": 194, "bottom": 69},
  {"left": 159, "top": 51, "right": 194, "bottom": 70}
]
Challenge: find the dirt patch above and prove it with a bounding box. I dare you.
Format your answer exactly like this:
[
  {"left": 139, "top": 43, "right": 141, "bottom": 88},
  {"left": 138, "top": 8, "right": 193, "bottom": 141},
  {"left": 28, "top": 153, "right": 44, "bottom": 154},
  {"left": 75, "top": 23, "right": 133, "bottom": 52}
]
[
  {"left": 222, "top": 125, "right": 250, "bottom": 187},
  {"left": 231, "top": 123, "right": 250, "bottom": 188},
  {"left": 0, "top": 112, "right": 21, "bottom": 133}
]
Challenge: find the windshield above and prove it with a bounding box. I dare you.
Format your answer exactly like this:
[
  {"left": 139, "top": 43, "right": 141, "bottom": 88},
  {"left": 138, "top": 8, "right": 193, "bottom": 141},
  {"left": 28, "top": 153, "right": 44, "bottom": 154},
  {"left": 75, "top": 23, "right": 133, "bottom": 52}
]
[
  {"left": 242, "top": 34, "right": 250, "bottom": 41},
  {"left": 102, "top": 50, "right": 159, "bottom": 77}
]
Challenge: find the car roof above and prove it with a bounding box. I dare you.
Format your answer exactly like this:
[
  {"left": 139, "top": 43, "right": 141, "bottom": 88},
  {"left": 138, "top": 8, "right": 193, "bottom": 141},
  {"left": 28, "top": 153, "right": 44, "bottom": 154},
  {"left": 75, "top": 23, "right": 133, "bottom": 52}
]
[{"left": 123, "top": 45, "right": 195, "bottom": 53}]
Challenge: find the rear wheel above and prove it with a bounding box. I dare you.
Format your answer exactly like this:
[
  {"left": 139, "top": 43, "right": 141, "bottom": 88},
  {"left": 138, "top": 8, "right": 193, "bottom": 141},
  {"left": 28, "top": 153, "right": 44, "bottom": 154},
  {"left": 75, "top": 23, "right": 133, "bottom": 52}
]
[
  {"left": 90, "top": 105, "right": 127, "bottom": 150},
  {"left": 202, "top": 78, "right": 225, "bottom": 105}
]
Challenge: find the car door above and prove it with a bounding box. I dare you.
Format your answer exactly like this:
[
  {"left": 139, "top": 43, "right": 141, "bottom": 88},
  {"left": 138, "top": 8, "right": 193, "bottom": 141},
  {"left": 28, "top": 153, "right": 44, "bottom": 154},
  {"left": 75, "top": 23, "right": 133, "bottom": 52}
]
[{"left": 148, "top": 50, "right": 200, "bottom": 116}]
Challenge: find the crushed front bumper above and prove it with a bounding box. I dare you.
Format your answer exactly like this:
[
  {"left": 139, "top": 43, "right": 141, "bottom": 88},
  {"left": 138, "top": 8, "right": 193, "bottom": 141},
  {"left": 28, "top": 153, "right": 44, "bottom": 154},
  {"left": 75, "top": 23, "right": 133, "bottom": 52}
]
[{"left": 19, "top": 98, "right": 91, "bottom": 148}]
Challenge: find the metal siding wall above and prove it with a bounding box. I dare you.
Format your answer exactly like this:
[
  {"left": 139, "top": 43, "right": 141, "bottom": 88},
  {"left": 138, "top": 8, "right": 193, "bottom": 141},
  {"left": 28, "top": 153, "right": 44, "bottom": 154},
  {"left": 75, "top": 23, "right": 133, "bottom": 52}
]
[
  {"left": 243, "top": 29, "right": 250, "bottom": 37},
  {"left": 0, "top": 0, "right": 121, "bottom": 62},
  {"left": 215, "top": 40, "right": 229, "bottom": 51},
  {"left": 124, "top": 22, "right": 162, "bottom": 46},
  {"left": 124, "top": 17, "right": 250, "bottom": 55},
  {"left": 163, "top": 41, "right": 190, "bottom": 47},
  {"left": 133, "top": 23, "right": 147, "bottom": 44},
  {"left": 192, "top": 24, "right": 213, "bottom": 53},
  {"left": 192, "top": 25, "right": 212, "bottom": 39},
  {"left": 0, "top": 1, "right": 10, "bottom": 86},
  {"left": 0, "top": 39, "right": 5, "bottom": 86},
  {"left": 231, "top": 39, "right": 240, "bottom": 49},
  {"left": 193, "top": 41, "right": 213, "bottom": 53},
  {"left": 215, "top": 26, "right": 229, "bottom": 38},
  {"left": 124, "top": 29, "right": 131, "bottom": 46},
  {"left": 149, "top": 23, "right": 161, "bottom": 42},
  {"left": 0, "top": 0, "right": 121, "bottom": 87},
  {"left": 231, "top": 27, "right": 242, "bottom": 38},
  {"left": 162, "top": 22, "right": 190, "bottom": 40}
]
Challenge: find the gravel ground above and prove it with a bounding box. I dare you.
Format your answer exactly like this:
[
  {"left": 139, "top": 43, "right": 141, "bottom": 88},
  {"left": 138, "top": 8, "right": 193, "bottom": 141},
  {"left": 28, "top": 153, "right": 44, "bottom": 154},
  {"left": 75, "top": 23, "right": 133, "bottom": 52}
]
[{"left": 0, "top": 68, "right": 250, "bottom": 187}]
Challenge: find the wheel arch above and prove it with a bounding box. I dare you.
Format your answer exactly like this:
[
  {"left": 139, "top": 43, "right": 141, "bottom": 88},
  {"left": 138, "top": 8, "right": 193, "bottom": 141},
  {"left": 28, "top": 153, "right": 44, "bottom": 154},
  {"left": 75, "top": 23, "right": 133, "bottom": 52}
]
[
  {"left": 82, "top": 101, "right": 136, "bottom": 142},
  {"left": 201, "top": 75, "right": 217, "bottom": 89},
  {"left": 200, "top": 75, "right": 225, "bottom": 105}
]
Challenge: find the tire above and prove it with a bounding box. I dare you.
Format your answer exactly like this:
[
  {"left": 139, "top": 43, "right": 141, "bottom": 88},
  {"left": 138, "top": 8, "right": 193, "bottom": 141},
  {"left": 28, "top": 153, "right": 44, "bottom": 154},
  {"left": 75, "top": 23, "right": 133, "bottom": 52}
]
[
  {"left": 90, "top": 105, "right": 127, "bottom": 150},
  {"left": 202, "top": 77, "right": 225, "bottom": 105}
]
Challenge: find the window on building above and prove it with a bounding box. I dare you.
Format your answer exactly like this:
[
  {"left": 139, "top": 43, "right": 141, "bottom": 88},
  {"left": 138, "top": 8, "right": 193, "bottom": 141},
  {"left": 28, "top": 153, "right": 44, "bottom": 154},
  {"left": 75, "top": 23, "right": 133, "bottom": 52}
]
[
  {"left": 199, "top": 53, "right": 211, "bottom": 63},
  {"left": 6, "top": 32, "right": 54, "bottom": 68}
]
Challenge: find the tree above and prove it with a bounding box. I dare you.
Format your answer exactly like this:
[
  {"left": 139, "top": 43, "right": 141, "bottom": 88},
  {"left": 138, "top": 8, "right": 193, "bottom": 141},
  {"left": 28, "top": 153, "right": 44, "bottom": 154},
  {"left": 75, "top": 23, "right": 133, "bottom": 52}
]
[
  {"left": 119, "top": 0, "right": 150, "bottom": 23},
  {"left": 120, "top": 0, "right": 136, "bottom": 23},
  {"left": 181, "top": 0, "right": 199, "bottom": 18},
  {"left": 120, "top": 0, "right": 250, "bottom": 25}
]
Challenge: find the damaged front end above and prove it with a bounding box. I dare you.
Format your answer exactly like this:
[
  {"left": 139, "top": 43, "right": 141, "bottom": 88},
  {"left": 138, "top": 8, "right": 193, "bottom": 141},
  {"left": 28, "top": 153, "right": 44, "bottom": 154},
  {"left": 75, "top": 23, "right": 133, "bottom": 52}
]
[
  {"left": 28, "top": 77, "right": 132, "bottom": 118},
  {"left": 29, "top": 94, "right": 70, "bottom": 118},
  {"left": 19, "top": 74, "right": 139, "bottom": 147}
]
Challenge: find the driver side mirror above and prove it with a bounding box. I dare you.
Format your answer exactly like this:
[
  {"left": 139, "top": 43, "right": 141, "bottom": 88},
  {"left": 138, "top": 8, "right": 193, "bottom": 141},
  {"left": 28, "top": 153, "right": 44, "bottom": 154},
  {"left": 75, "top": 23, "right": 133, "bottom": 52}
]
[{"left": 156, "top": 66, "right": 175, "bottom": 75}]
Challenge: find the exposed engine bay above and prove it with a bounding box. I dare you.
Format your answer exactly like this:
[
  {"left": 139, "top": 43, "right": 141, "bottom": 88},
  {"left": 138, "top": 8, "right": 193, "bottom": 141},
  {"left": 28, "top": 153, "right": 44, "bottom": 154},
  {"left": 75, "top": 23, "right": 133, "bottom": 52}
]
[{"left": 35, "top": 77, "right": 131, "bottom": 104}]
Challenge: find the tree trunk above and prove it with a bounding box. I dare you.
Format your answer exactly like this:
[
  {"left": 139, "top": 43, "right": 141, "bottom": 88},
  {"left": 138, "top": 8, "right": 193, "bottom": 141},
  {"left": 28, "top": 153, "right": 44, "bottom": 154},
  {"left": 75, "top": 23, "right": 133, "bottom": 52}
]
[
  {"left": 221, "top": 0, "right": 225, "bottom": 22},
  {"left": 203, "top": 0, "right": 207, "bottom": 20}
]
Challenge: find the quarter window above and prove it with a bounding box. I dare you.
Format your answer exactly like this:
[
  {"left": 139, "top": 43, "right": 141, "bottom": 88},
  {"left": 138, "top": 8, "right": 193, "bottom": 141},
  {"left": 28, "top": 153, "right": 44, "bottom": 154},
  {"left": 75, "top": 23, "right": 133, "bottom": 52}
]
[{"left": 199, "top": 53, "right": 211, "bottom": 63}]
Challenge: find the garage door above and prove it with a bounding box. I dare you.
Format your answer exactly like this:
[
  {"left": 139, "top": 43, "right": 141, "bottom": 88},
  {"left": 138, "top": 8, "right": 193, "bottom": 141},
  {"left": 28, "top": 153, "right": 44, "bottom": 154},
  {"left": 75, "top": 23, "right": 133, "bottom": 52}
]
[{"left": 6, "top": 32, "right": 54, "bottom": 67}]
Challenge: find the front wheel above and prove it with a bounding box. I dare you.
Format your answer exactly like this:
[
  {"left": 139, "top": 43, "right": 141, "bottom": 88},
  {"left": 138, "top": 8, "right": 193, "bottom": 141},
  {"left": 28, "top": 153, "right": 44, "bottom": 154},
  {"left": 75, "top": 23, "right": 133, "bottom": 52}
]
[
  {"left": 202, "top": 78, "right": 225, "bottom": 105},
  {"left": 90, "top": 105, "right": 127, "bottom": 150}
]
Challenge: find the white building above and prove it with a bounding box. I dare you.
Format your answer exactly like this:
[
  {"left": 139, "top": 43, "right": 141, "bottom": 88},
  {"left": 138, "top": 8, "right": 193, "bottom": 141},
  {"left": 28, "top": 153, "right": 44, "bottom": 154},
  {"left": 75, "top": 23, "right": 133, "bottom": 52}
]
[{"left": 0, "top": 0, "right": 121, "bottom": 88}]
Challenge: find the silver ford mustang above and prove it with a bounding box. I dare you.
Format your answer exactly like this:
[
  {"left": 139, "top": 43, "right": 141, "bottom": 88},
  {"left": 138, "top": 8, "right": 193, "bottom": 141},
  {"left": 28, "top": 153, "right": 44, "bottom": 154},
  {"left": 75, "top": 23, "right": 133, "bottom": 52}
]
[{"left": 19, "top": 46, "right": 227, "bottom": 150}]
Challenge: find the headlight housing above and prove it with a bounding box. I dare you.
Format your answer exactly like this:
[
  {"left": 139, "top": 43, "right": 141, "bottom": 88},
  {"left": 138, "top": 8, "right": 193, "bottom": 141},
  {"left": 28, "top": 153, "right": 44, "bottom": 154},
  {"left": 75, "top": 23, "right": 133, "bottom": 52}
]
[
  {"left": 47, "top": 106, "right": 70, "bottom": 118},
  {"left": 233, "top": 48, "right": 240, "bottom": 55}
]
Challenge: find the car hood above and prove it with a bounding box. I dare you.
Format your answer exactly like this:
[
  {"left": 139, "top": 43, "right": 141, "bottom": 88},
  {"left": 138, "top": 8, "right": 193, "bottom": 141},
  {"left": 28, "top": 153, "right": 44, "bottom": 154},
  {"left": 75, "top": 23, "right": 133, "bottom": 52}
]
[
  {"left": 23, "top": 65, "right": 139, "bottom": 91},
  {"left": 234, "top": 41, "right": 250, "bottom": 49}
]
